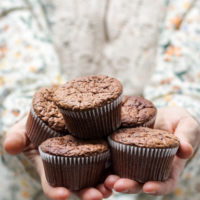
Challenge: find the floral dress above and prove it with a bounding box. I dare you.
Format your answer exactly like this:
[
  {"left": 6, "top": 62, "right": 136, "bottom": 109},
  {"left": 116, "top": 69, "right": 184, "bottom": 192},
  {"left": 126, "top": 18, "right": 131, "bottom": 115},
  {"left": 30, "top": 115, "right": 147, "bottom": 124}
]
[{"left": 0, "top": 0, "right": 200, "bottom": 200}]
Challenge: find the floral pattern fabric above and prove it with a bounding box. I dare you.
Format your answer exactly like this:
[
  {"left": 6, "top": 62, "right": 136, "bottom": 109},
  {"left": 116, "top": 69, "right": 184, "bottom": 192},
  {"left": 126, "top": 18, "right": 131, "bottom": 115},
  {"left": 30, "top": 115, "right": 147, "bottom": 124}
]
[{"left": 0, "top": 0, "right": 200, "bottom": 200}]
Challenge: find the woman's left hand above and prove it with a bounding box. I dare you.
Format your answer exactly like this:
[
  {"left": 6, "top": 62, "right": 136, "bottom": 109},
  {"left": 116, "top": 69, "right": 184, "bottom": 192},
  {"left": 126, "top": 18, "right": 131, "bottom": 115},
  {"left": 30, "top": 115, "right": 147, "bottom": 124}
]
[{"left": 104, "top": 107, "right": 200, "bottom": 196}]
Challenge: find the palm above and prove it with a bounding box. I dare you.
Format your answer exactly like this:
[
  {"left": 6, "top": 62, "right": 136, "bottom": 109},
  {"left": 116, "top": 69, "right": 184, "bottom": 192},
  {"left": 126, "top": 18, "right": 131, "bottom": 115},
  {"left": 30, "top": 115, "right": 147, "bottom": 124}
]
[{"left": 22, "top": 139, "right": 40, "bottom": 166}]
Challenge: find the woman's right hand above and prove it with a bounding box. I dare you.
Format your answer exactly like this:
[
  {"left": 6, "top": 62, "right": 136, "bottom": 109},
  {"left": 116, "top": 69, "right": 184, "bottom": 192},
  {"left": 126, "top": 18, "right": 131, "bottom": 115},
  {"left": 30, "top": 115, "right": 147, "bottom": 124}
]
[{"left": 4, "top": 117, "right": 112, "bottom": 200}]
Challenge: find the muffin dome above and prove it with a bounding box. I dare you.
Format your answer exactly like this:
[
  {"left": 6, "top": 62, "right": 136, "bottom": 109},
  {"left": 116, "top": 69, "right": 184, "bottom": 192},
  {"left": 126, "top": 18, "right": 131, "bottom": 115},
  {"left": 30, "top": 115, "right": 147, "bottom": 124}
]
[
  {"left": 110, "top": 127, "right": 179, "bottom": 148},
  {"left": 53, "top": 75, "right": 123, "bottom": 111},
  {"left": 40, "top": 135, "right": 109, "bottom": 157},
  {"left": 121, "top": 96, "right": 157, "bottom": 128}
]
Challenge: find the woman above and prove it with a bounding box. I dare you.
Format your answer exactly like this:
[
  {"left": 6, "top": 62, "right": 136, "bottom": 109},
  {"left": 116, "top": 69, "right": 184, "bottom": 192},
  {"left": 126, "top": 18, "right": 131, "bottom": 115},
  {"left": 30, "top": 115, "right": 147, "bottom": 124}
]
[{"left": 1, "top": 0, "right": 200, "bottom": 200}]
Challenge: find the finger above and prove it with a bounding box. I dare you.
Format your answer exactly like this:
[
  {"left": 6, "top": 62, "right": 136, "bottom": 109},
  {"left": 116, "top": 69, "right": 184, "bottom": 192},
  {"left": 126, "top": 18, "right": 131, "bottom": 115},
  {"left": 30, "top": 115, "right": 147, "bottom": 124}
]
[
  {"left": 113, "top": 178, "right": 143, "bottom": 194},
  {"left": 104, "top": 175, "right": 121, "bottom": 189},
  {"left": 4, "top": 117, "right": 29, "bottom": 155},
  {"left": 154, "top": 107, "right": 189, "bottom": 131},
  {"left": 42, "top": 177, "right": 70, "bottom": 200},
  {"left": 177, "top": 140, "right": 193, "bottom": 159},
  {"left": 143, "top": 157, "right": 186, "bottom": 196},
  {"left": 72, "top": 188, "right": 103, "bottom": 200},
  {"left": 96, "top": 183, "right": 113, "bottom": 198},
  {"left": 35, "top": 155, "right": 70, "bottom": 200}
]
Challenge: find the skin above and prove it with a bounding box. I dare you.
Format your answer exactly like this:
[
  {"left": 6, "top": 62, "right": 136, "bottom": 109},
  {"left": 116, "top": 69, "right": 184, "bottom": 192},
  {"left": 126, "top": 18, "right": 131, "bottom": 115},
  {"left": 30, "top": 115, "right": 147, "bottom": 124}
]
[
  {"left": 4, "top": 106, "right": 200, "bottom": 199},
  {"left": 3, "top": 117, "right": 112, "bottom": 200},
  {"left": 104, "top": 107, "right": 200, "bottom": 196}
]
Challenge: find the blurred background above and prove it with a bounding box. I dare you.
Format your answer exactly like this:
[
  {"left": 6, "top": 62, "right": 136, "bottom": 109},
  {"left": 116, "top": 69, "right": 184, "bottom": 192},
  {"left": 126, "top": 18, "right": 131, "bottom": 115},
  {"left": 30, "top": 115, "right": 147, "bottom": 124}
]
[{"left": 1, "top": 0, "right": 200, "bottom": 200}]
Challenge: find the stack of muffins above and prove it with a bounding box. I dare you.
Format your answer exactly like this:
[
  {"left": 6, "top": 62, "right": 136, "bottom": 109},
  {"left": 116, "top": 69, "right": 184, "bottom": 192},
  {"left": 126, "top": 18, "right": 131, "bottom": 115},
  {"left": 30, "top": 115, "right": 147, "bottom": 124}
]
[{"left": 26, "top": 75, "right": 180, "bottom": 190}]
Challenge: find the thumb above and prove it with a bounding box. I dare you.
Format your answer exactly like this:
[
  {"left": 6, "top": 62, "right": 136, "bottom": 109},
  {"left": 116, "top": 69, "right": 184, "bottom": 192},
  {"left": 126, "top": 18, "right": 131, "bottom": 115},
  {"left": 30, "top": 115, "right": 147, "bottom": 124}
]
[
  {"left": 35, "top": 155, "right": 70, "bottom": 200},
  {"left": 177, "top": 140, "right": 193, "bottom": 159},
  {"left": 4, "top": 117, "right": 29, "bottom": 155},
  {"left": 175, "top": 117, "right": 199, "bottom": 160}
]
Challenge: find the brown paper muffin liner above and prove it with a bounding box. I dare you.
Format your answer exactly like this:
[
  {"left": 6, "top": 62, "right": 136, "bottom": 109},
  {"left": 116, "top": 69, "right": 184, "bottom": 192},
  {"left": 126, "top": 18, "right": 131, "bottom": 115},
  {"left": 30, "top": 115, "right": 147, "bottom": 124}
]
[
  {"left": 137, "top": 114, "right": 157, "bottom": 128},
  {"left": 59, "top": 93, "right": 123, "bottom": 139},
  {"left": 26, "top": 106, "right": 64, "bottom": 146},
  {"left": 39, "top": 147, "right": 110, "bottom": 190},
  {"left": 108, "top": 136, "right": 179, "bottom": 183}
]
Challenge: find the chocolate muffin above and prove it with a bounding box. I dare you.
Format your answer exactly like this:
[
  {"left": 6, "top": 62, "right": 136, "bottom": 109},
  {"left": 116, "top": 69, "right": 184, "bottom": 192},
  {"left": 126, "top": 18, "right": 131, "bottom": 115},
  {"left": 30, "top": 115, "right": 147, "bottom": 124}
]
[
  {"left": 53, "top": 75, "right": 123, "bottom": 139},
  {"left": 26, "top": 87, "right": 68, "bottom": 146},
  {"left": 121, "top": 95, "right": 157, "bottom": 128},
  {"left": 108, "top": 127, "right": 179, "bottom": 183},
  {"left": 39, "top": 135, "right": 110, "bottom": 190}
]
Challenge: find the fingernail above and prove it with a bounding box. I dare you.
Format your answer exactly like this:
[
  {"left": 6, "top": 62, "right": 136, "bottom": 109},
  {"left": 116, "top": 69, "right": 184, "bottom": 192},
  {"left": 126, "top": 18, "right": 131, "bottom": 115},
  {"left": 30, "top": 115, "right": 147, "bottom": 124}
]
[
  {"left": 121, "top": 189, "right": 129, "bottom": 193},
  {"left": 145, "top": 191, "right": 156, "bottom": 194}
]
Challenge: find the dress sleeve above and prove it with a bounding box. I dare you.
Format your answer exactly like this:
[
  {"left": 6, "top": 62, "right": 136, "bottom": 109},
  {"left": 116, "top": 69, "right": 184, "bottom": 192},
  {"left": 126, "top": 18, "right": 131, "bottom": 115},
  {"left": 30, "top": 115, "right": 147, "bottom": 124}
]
[
  {"left": 0, "top": 1, "right": 66, "bottom": 198},
  {"left": 144, "top": 0, "right": 200, "bottom": 123},
  {"left": 0, "top": 0, "right": 65, "bottom": 136}
]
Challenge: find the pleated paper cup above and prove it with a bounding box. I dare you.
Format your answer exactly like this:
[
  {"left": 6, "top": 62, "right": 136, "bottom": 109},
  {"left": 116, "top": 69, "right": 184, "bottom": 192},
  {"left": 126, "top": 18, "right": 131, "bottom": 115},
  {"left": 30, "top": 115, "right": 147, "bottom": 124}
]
[
  {"left": 39, "top": 147, "right": 110, "bottom": 190},
  {"left": 108, "top": 136, "right": 179, "bottom": 183},
  {"left": 137, "top": 114, "right": 157, "bottom": 128},
  {"left": 26, "top": 106, "right": 65, "bottom": 146},
  {"left": 59, "top": 93, "right": 123, "bottom": 139}
]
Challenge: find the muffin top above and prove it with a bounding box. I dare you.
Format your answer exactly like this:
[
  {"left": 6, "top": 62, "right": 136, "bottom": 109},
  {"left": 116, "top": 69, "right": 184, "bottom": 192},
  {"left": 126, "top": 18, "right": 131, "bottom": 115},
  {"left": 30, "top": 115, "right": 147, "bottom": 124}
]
[
  {"left": 33, "top": 87, "right": 67, "bottom": 134},
  {"left": 40, "top": 135, "right": 109, "bottom": 157},
  {"left": 53, "top": 75, "right": 123, "bottom": 111},
  {"left": 110, "top": 127, "right": 180, "bottom": 148},
  {"left": 121, "top": 96, "right": 157, "bottom": 127}
]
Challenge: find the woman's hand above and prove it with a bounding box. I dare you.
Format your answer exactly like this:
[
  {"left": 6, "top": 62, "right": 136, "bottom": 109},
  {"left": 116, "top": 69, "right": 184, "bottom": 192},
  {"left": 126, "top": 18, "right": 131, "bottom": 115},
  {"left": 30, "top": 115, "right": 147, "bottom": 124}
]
[
  {"left": 4, "top": 117, "right": 112, "bottom": 200},
  {"left": 104, "top": 107, "right": 200, "bottom": 196}
]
